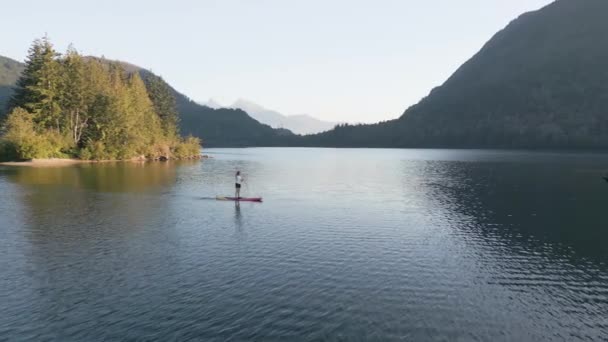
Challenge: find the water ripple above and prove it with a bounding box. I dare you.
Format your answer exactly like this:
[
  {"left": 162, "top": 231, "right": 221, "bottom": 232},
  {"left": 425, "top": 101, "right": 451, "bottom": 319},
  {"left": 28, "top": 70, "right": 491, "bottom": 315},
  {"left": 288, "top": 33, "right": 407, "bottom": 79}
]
[{"left": 1, "top": 149, "right": 607, "bottom": 341}]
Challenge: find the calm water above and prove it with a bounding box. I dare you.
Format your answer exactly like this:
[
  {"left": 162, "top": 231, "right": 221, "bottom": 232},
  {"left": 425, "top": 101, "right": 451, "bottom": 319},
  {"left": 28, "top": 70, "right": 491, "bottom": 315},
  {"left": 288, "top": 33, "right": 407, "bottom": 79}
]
[{"left": 1, "top": 148, "right": 607, "bottom": 341}]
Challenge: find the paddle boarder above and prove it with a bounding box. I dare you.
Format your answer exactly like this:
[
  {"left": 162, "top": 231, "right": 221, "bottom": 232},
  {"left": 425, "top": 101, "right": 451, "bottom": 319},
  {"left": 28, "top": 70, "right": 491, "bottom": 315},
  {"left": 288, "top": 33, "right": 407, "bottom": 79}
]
[{"left": 235, "top": 171, "right": 243, "bottom": 199}]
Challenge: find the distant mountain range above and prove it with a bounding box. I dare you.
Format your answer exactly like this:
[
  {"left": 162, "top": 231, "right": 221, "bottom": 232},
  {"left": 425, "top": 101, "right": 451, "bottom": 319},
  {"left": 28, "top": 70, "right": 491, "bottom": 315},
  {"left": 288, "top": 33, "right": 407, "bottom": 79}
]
[{"left": 201, "top": 98, "right": 337, "bottom": 135}]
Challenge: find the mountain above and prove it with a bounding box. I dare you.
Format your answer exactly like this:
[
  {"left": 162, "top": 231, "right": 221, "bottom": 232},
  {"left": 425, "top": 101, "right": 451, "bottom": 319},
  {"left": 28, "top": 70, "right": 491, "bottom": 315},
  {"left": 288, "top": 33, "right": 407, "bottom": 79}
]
[
  {"left": 0, "top": 56, "right": 25, "bottom": 116},
  {"left": 202, "top": 98, "right": 337, "bottom": 135},
  {"left": 169, "top": 95, "right": 294, "bottom": 147},
  {"left": 200, "top": 98, "right": 224, "bottom": 109},
  {"left": 231, "top": 99, "right": 285, "bottom": 127},
  {"left": 285, "top": 114, "right": 338, "bottom": 135},
  {"left": 301, "top": 0, "right": 608, "bottom": 148},
  {"left": 230, "top": 99, "right": 337, "bottom": 135}
]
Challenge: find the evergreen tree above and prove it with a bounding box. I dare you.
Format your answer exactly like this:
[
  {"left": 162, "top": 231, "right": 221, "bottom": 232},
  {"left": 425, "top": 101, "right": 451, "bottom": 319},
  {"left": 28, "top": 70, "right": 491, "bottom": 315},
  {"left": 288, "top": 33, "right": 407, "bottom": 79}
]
[
  {"left": 125, "top": 72, "right": 162, "bottom": 150},
  {"left": 9, "top": 36, "right": 62, "bottom": 130},
  {"left": 60, "top": 46, "right": 90, "bottom": 145},
  {"left": 142, "top": 73, "right": 179, "bottom": 138}
]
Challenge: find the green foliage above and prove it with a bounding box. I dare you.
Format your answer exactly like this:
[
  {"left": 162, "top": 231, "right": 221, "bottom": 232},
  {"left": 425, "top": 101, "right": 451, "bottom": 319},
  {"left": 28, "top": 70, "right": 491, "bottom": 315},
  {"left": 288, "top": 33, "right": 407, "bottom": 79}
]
[
  {"left": 0, "top": 107, "right": 73, "bottom": 160},
  {"left": 79, "top": 141, "right": 114, "bottom": 161},
  {"left": 0, "top": 37, "right": 202, "bottom": 161},
  {"left": 173, "top": 136, "right": 202, "bottom": 159},
  {"left": 60, "top": 46, "right": 91, "bottom": 146},
  {"left": 9, "top": 36, "right": 62, "bottom": 130},
  {"left": 142, "top": 73, "right": 179, "bottom": 138}
]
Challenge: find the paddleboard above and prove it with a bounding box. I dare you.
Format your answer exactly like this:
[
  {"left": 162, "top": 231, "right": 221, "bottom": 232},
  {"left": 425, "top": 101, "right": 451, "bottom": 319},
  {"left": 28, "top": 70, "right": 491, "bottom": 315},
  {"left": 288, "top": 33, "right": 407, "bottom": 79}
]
[{"left": 216, "top": 196, "right": 263, "bottom": 202}]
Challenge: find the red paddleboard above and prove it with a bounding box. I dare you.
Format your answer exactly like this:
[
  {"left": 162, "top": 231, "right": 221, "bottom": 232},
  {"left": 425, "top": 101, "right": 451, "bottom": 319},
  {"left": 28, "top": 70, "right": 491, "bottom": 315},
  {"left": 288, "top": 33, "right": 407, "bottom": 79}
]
[{"left": 216, "top": 196, "right": 263, "bottom": 202}]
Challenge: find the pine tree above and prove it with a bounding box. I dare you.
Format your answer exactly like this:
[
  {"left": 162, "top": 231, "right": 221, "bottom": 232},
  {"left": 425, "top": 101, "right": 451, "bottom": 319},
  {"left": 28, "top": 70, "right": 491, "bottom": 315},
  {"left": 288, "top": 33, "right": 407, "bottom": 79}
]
[
  {"left": 9, "top": 36, "right": 62, "bottom": 130},
  {"left": 60, "top": 46, "right": 89, "bottom": 145},
  {"left": 80, "top": 59, "right": 112, "bottom": 145},
  {"left": 124, "top": 72, "right": 161, "bottom": 151},
  {"left": 142, "top": 73, "right": 179, "bottom": 138}
]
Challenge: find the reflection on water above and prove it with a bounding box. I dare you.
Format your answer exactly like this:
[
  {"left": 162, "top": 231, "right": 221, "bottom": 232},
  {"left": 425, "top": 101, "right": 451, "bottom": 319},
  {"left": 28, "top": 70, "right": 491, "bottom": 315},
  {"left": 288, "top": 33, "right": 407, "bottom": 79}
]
[
  {"left": 0, "top": 149, "right": 607, "bottom": 341},
  {"left": 421, "top": 160, "right": 608, "bottom": 261},
  {"left": 3, "top": 161, "right": 194, "bottom": 192}
]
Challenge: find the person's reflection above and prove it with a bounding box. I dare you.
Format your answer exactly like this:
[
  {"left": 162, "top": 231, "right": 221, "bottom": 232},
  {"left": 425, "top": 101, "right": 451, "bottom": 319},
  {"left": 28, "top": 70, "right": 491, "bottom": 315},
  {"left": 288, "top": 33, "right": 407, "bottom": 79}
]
[{"left": 234, "top": 201, "right": 243, "bottom": 232}]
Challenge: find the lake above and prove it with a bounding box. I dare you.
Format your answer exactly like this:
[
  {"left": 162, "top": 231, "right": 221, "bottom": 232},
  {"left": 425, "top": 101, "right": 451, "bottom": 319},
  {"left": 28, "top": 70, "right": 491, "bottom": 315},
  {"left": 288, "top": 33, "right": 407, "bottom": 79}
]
[{"left": 1, "top": 148, "right": 607, "bottom": 341}]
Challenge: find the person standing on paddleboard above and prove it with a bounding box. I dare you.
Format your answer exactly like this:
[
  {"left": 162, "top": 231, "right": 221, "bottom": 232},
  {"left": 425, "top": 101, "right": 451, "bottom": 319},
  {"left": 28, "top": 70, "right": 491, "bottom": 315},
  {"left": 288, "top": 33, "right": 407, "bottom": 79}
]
[{"left": 235, "top": 171, "right": 243, "bottom": 199}]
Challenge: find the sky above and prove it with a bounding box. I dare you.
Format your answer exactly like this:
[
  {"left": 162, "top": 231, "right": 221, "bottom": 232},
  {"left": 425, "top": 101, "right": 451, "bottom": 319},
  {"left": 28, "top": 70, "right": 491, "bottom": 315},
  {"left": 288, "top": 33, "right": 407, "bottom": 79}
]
[{"left": 3, "top": 0, "right": 554, "bottom": 123}]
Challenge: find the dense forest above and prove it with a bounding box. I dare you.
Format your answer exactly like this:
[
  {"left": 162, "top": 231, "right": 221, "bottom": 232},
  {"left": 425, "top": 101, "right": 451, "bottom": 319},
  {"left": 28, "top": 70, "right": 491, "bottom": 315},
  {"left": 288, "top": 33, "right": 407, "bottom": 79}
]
[
  {"left": 299, "top": 0, "right": 608, "bottom": 149},
  {"left": 0, "top": 38, "right": 200, "bottom": 161}
]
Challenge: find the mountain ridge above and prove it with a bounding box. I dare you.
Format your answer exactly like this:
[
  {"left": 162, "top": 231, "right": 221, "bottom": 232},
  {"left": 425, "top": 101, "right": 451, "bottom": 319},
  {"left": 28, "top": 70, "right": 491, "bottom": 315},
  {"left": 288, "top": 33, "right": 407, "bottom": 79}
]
[
  {"left": 202, "top": 98, "right": 338, "bottom": 135},
  {"left": 300, "top": 0, "right": 608, "bottom": 148}
]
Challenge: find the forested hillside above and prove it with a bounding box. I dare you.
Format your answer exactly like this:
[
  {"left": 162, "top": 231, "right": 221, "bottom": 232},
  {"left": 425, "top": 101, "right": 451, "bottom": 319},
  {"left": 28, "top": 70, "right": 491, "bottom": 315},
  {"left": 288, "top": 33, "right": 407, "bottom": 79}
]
[
  {"left": 0, "top": 56, "right": 25, "bottom": 117},
  {"left": 301, "top": 0, "right": 608, "bottom": 148}
]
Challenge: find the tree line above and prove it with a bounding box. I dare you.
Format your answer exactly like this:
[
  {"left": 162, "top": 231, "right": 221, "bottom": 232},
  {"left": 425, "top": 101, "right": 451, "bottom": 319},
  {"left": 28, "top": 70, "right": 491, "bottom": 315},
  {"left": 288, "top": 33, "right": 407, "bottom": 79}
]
[{"left": 0, "top": 37, "right": 200, "bottom": 161}]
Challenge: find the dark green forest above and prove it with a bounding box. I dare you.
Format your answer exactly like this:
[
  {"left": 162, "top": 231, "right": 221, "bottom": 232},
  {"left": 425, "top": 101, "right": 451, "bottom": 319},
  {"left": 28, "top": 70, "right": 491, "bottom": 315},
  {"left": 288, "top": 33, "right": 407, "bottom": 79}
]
[{"left": 0, "top": 38, "right": 200, "bottom": 161}]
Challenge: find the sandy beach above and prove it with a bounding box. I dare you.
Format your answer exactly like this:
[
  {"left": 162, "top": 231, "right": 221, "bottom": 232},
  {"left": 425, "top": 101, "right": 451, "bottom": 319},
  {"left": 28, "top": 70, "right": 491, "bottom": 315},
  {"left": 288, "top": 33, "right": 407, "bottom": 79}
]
[{"left": 0, "top": 158, "right": 95, "bottom": 167}]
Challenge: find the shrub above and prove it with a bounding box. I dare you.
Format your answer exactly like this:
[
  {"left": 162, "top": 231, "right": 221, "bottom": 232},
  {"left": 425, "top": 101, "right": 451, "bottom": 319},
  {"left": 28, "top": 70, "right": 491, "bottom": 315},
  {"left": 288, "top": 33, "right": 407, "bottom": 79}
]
[
  {"left": 173, "top": 136, "right": 201, "bottom": 159},
  {"left": 80, "top": 141, "right": 116, "bottom": 160},
  {"left": 143, "top": 140, "right": 172, "bottom": 160},
  {"left": 0, "top": 108, "right": 74, "bottom": 160}
]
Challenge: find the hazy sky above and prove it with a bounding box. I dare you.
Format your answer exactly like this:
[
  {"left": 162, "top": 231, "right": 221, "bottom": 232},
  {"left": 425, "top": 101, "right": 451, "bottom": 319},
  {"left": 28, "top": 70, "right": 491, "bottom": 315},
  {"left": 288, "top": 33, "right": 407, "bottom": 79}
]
[{"left": 3, "top": 0, "right": 554, "bottom": 123}]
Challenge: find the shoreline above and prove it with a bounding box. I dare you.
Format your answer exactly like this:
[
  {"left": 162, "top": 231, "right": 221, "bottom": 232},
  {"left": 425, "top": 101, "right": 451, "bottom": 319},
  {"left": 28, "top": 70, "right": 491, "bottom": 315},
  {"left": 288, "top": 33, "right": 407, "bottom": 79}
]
[{"left": 0, "top": 155, "right": 208, "bottom": 167}]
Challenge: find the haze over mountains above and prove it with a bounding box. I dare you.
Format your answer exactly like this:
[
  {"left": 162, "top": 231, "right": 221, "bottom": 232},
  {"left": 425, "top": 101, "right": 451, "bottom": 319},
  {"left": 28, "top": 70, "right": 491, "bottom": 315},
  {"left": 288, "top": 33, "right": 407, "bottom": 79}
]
[
  {"left": 2, "top": 0, "right": 608, "bottom": 148},
  {"left": 201, "top": 98, "right": 337, "bottom": 135}
]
